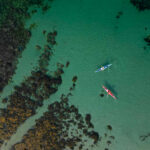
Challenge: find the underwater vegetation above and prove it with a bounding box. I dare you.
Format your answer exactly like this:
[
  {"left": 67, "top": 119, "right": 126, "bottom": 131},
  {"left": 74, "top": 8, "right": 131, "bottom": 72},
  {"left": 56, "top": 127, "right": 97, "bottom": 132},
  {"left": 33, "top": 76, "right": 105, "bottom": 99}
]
[
  {"left": 116, "top": 11, "right": 123, "bottom": 19},
  {"left": 0, "top": 26, "right": 114, "bottom": 149},
  {"left": 12, "top": 93, "right": 100, "bottom": 150},
  {"left": 129, "top": 0, "right": 150, "bottom": 52},
  {"left": 130, "top": 0, "right": 150, "bottom": 11},
  {"left": 139, "top": 133, "right": 150, "bottom": 141},
  {"left": 0, "top": 29, "right": 61, "bottom": 148},
  {"left": 0, "top": 1, "right": 117, "bottom": 149},
  {"left": 144, "top": 35, "right": 150, "bottom": 46},
  {"left": 0, "top": 0, "right": 53, "bottom": 92}
]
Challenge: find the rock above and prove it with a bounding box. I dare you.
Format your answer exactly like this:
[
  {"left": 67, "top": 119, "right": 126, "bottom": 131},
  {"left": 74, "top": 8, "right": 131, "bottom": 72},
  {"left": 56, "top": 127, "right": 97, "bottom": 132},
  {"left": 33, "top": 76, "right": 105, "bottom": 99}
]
[
  {"left": 47, "top": 31, "right": 57, "bottom": 45},
  {"left": 43, "top": 30, "right": 46, "bottom": 34},
  {"left": 100, "top": 93, "right": 104, "bottom": 97},
  {"left": 107, "top": 140, "right": 111, "bottom": 145},
  {"left": 130, "top": 0, "right": 150, "bottom": 11},
  {"left": 66, "top": 61, "right": 70, "bottom": 68},
  {"left": 0, "top": 117, "right": 5, "bottom": 123},
  {"left": 107, "top": 125, "right": 112, "bottom": 131},
  {"left": 2, "top": 98, "right": 8, "bottom": 103},
  {"left": 144, "top": 35, "right": 150, "bottom": 45},
  {"left": 116, "top": 11, "right": 123, "bottom": 19},
  {"left": 88, "top": 131, "right": 99, "bottom": 144},
  {"left": 85, "top": 114, "right": 91, "bottom": 124},
  {"left": 35, "top": 45, "right": 41, "bottom": 50},
  {"left": 72, "top": 76, "right": 78, "bottom": 82}
]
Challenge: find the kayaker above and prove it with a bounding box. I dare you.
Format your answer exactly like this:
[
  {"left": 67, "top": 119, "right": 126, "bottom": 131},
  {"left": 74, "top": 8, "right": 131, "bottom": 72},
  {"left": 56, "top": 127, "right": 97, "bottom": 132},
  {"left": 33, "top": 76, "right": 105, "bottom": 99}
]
[
  {"left": 101, "top": 66, "right": 104, "bottom": 71},
  {"left": 95, "top": 64, "right": 112, "bottom": 72},
  {"left": 102, "top": 85, "right": 117, "bottom": 99}
]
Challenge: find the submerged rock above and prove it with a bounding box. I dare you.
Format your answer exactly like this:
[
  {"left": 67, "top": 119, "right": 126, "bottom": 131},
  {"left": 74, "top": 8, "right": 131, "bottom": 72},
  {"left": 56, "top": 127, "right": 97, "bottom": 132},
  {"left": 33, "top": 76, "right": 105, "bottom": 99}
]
[
  {"left": 72, "top": 76, "right": 78, "bottom": 82},
  {"left": 130, "top": 0, "right": 150, "bottom": 11},
  {"left": 35, "top": 45, "right": 42, "bottom": 50},
  {"left": 87, "top": 131, "right": 99, "bottom": 144},
  {"left": 12, "top": 94, "right": 100, "bottom": 150},
  {"left": 144, "top": 35, "right": 150, "bottom": 45},
  {"left": 66, "top": 61, "right": 70, "bottom": 67},
  {"left": 107, "top": 125, "right": 112, "bottom": 131},
  {"left": 100, "top": 93, "right": 104, "bottom": 97}
]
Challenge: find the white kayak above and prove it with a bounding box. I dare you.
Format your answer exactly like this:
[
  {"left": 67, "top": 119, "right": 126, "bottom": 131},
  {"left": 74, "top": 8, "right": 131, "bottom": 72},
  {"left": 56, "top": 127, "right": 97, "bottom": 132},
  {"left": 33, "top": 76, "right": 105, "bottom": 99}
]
[{"left": 95, "top": 64, "right": 112, "bottom": 72}]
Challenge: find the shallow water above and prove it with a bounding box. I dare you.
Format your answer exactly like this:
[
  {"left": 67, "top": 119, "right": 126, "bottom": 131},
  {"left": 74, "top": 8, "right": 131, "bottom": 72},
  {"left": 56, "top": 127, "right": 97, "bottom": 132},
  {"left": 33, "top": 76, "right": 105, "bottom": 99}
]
[{"left": 1, "top": 0, "right": 150, "bottom": 149}]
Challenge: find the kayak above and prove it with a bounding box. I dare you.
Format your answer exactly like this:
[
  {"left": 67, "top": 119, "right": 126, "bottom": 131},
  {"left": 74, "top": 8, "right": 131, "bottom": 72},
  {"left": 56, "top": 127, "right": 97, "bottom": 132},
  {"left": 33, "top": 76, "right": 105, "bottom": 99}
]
[
  {"left": 102, "top": 85, "right": 116, "bottom": 99},
  {"left": 95, "top": 64, "right": 112, "bottom": 72},
  {"left": 102, "top": 85, "right": 117, "bottom": 99}
]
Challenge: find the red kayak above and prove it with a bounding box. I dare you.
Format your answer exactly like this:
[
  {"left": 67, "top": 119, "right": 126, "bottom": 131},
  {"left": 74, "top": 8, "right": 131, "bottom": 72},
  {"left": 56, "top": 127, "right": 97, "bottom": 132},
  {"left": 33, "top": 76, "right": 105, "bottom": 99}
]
[{"left": 102, "top": 85, "right": 117, "bottom": 99}]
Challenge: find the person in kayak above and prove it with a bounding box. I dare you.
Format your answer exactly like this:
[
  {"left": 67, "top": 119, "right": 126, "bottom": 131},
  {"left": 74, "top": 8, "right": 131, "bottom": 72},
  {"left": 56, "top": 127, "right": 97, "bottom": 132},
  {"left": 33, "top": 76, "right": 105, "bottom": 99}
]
[
  {"left": 101, "top": 66, "right": 105, "bottom": 71},
  {"left": 95, "top": 64, "right": 112, "bottom": 72},
  {"left": 102, "top": 85, "right": 117, "bottom": 99}
]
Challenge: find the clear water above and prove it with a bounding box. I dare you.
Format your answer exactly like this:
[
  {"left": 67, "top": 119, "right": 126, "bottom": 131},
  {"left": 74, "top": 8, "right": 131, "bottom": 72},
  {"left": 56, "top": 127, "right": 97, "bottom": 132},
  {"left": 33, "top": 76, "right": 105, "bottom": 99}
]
[{"left": 1, "top": 0, "right": 150, "bottom": 149}]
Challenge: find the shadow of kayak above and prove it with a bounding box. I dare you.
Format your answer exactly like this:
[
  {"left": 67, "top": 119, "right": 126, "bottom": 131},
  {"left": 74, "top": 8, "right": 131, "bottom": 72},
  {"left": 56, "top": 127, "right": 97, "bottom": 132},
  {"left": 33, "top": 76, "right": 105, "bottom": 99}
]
[{"left": 104, "top": 80, "right": 118, "bottom": 99}]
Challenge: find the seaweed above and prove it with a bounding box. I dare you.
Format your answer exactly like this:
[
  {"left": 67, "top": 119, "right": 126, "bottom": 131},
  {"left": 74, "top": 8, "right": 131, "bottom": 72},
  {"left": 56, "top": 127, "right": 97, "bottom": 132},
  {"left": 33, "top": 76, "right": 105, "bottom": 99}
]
[{"left": 139, "top": 133, "right": 150, "bottom": 141}]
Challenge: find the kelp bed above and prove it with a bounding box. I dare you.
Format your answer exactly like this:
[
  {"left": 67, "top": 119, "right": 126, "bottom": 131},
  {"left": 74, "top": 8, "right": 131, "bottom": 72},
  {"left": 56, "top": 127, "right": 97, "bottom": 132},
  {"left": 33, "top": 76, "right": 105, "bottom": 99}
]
[
  {"left": 0, "top": 0, "right": 117, "bottom": 150},
  {"left": 0, "top": 0, "right": 53, "bottom": 92}
]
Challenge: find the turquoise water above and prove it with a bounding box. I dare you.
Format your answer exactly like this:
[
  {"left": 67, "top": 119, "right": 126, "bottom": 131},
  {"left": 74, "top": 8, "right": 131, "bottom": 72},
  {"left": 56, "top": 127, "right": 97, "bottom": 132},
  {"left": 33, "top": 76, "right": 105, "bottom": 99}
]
[{"left": 1, "top": 0, "right": 150, "bottom": 149}]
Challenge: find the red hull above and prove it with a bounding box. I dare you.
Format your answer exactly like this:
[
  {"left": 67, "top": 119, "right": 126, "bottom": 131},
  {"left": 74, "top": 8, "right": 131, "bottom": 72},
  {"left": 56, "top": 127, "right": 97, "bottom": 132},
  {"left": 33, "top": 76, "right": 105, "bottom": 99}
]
[{"left": 102, "top": 85, "right": 117, "bottom": 99}]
